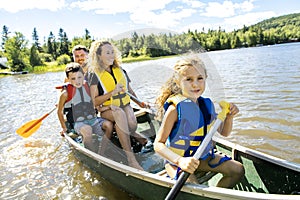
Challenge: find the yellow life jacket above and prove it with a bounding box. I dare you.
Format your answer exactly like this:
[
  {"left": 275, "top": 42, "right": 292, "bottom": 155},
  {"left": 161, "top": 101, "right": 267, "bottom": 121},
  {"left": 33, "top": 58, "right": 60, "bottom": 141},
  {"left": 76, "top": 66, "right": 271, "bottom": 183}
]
[{"left": 96, "top": 67, "right": 130, "bottom": 107}]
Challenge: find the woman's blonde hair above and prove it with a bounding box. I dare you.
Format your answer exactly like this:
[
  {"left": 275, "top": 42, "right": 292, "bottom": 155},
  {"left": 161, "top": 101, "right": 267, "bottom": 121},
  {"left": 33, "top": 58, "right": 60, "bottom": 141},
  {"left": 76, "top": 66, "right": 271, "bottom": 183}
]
[
  {"left": 155, "top": 54, "right": 207, "bottom": 121},
  {"left": 88, "top": 40, "right": 122, "bottom": 74}
]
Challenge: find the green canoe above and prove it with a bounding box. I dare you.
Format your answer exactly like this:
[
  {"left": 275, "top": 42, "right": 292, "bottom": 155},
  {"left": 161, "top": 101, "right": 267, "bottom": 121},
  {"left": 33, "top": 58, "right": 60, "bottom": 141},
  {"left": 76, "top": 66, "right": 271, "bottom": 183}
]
[{"left": 64, "top": 108, "right": 299, "bottom": 200}]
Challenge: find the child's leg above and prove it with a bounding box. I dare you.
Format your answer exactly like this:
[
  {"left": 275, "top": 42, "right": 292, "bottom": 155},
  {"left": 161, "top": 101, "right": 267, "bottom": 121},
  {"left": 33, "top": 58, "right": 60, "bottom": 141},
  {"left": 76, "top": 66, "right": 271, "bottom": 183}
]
[
  {"left": 75, "top": 122, "right": 94, "bottom": 152},
  {"left": 199, "top": 153, "right": 245, "bottom": 188},
  {"left": 102, "top": 120, "right": 113, "bottom": 139}
]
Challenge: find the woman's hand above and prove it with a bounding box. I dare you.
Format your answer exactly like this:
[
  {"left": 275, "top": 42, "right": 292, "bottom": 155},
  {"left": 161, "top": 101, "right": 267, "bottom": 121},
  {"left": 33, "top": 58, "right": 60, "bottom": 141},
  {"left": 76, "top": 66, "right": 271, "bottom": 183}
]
[
  {"left": 139, "top": 101, "right": 151, "bottom": 109},
  {"left": 112, "top": 83, "right": 124, "bottom": 95}
]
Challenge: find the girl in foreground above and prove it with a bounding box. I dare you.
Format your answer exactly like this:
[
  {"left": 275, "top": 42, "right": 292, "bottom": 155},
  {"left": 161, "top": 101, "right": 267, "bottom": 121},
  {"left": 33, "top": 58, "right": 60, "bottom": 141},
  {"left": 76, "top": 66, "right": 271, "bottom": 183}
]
[{"left": 154, "top": 55, "right": 244, "bottom": 187}]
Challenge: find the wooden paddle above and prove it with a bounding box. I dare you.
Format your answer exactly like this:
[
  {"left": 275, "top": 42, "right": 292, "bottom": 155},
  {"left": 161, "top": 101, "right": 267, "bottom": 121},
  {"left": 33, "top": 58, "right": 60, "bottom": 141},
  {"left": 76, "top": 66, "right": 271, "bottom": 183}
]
[
  {"left": 125, "top": 91, "right": 147, "bottom": 107},
  {"left": 125, "top": 91, "right": 154, "bottom": 112},
  {"left": 16, "top": 107, "right": 57, "bottom": 138},
  {"left": 165, "top": 101, "right": 230, "bottom": 200}
]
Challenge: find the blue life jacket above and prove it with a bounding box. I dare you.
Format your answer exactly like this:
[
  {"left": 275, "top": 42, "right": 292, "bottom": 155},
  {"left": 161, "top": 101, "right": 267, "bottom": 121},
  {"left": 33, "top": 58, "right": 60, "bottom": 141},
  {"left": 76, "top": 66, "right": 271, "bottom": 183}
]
[{"left": 164, "top": 94, "right": 217, "bottom": 159}]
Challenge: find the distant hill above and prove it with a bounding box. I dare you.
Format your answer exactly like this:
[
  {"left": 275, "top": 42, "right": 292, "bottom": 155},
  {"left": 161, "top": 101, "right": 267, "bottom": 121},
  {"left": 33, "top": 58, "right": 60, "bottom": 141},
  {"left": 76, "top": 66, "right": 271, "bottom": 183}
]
[{"left": 250, "top": 12, "right": 300, "bottom": 30}]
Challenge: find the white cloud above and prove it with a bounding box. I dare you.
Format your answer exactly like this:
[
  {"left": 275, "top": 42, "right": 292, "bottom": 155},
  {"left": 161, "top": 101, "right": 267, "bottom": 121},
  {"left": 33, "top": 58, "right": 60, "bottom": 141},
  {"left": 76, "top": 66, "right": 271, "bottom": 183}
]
[
  {"left": 130, "top": 8, "right": 196, "bottom": 29},
  {"left": 181, "top": 0, "right": 205, "bottom": 8},
  {"left": 203, "top": 0, "right": 255, "bottom": 18},
  {"left": 70, "top": 0, "right": 173, "bottom": 14},
  {"left": 70, "top": 0, "right": 196, "bottom": 29},
  {"left": 204, "top": 1, "right": 235, "bottom": 18},
  {"left": 0, "top": 0, "right": 65, "bottom": 13},
  {"left": 239, "top": 0, "right": 255, "bottom": 12},
  {"left": 223, "top": 11, "right": 276, "bottom": 30}
]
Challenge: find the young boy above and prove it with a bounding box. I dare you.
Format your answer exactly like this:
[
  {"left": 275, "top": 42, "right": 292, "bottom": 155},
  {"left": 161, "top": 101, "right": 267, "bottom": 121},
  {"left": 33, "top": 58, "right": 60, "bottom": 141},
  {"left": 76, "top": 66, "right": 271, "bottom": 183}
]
[{"left": 57, "top": 63, "right": 112, "bottom": 154}]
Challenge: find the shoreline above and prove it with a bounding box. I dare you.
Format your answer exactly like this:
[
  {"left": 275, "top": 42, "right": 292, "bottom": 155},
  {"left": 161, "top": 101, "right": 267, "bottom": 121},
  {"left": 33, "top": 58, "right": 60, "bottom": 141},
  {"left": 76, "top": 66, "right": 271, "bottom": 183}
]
[{"left": 0, "top": 55, "right": 175, "bottom": 77}]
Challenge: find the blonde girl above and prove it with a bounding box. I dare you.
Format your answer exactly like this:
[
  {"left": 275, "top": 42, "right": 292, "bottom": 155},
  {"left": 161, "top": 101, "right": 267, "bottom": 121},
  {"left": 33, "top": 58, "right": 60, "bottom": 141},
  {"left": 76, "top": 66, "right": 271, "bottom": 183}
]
[{"left": 154, "top": 55, "right": 244, "bottom": 187}]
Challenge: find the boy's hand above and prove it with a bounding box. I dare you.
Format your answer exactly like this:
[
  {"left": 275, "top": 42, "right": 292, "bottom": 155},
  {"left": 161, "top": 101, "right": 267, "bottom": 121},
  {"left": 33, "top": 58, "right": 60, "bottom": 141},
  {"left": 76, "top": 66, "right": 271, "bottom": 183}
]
[{"left": 60, "top": 128, "right": 67, "bottom": 137}]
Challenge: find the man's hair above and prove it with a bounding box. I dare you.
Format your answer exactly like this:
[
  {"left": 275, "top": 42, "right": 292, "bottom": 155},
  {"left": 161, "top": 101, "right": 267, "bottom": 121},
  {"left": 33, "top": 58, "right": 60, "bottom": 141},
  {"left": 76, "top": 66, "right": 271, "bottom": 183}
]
[
  {"left": 72, "top": 45, "right": 88, "bottom": 54},
  {"left": 65, "top": 62, "right": 84, "bottom": 77}
]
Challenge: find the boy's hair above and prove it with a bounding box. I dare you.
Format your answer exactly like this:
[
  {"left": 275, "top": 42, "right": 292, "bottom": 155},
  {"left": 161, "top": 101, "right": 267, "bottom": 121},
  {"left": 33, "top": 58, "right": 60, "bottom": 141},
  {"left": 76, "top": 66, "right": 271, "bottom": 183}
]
[
  {"left": 65, "top": 62, "right": 84, "bottom": 77},
  {"left": 72, "top": 45, "right": 88, "bottom": 54}
]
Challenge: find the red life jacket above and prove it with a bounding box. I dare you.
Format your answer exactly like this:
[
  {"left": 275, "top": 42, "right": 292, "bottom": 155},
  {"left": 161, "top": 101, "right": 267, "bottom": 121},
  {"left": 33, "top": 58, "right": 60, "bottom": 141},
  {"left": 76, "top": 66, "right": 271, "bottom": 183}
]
[
  {"left": 55, "top": 82, "right": 91, "bottom": 103},
  {"left": 56, "top": 81, "right": 95, "bottom": 122}
]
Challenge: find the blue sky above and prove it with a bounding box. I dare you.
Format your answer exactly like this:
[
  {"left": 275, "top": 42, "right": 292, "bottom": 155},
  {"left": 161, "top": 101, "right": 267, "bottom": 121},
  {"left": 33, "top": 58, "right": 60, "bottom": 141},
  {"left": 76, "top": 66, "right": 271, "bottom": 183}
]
[{"left": 0, "top": 0, "right": 299, "bottom": 43}]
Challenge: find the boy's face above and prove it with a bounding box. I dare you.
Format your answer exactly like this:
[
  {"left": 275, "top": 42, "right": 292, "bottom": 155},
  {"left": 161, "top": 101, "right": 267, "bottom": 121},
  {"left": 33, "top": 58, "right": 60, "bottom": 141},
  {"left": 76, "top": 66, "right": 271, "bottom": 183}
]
[{"left": 68, "top": 71, "right": 84, "bottom": 88}]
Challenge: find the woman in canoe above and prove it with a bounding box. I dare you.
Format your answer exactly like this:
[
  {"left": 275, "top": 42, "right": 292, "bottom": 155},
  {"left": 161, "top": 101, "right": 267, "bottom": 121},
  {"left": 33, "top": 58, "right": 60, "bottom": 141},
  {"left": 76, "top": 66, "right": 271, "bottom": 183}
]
[
  {"left": 154, "top": 54, "right": 245, "bottom": 188},
  {"left": 88, "top": 40, "right": 149, "bottom": 170}
]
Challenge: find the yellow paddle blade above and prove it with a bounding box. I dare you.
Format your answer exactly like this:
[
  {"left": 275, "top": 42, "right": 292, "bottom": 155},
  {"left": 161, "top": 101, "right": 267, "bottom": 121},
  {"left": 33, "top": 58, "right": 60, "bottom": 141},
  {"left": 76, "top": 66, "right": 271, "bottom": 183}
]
[{"left": 16, "top": 119, "right": 42, "bottom": 138}]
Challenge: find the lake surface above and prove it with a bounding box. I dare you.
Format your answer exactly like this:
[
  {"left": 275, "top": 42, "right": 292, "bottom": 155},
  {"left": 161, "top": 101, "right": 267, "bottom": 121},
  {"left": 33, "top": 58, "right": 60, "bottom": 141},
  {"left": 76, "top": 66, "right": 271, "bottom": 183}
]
[{"left": 0, "top": 42, "right": 299, "bottom": 199}]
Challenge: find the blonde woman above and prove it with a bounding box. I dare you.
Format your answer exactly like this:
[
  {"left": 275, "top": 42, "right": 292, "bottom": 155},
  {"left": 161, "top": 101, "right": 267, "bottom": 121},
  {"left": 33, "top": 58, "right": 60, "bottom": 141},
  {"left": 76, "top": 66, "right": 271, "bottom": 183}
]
[{"left": 88, "top": 40, "right": 147, "bottom": 170}]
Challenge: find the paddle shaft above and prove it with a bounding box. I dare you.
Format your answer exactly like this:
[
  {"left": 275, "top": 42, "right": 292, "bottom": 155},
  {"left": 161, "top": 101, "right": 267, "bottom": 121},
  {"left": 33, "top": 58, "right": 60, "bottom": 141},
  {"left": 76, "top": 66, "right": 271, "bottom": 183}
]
[
  {"left": 165, "top": 119, "right": 223, "bottom": 200},
  {"left": 125, "top": 91, "right": 146, "bottom": 107},
  {"left": 23, "top": 107, "right": 57, "bottom": 133}
]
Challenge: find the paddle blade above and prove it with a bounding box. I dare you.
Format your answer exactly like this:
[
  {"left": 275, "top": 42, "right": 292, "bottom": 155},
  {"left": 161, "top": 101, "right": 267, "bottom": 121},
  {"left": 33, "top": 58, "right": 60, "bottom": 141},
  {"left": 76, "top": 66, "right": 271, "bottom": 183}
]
[{"left": 16, "top": 119, "right": 42, "bottom": 138}]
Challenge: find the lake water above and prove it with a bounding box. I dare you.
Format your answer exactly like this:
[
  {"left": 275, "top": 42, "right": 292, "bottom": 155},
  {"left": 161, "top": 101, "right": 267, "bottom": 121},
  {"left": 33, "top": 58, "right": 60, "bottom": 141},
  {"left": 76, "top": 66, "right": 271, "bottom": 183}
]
[{"left": 0, "top": 42, "right": 299, "bottom": 199}]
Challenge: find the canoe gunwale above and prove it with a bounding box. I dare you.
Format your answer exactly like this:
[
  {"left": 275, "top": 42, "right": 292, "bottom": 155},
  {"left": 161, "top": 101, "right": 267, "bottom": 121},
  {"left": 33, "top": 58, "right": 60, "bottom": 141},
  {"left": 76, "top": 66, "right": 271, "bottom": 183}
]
[{"left": 213, "top": 136, "right": 300, "bottom": 172}]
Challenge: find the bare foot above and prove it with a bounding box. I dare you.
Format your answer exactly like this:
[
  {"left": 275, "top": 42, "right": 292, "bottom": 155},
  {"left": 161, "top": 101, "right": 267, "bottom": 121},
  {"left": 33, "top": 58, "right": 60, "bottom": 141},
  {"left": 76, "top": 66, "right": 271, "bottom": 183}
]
[
  {"left": 132, "top": 132, "right": 148, "bottom": 145},
  {"left": 127, "top": 153, "right": 143, "bottom": 170},
  {"left": 129, "top": 161, "right": 144, "bottom": 170}
]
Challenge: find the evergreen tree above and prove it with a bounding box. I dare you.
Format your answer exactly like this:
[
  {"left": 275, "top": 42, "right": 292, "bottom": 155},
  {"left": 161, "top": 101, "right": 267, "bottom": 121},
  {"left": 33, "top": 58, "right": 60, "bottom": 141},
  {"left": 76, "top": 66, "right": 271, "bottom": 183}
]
[
  {"left": 58, "top": 28, "right": 65, "bottom": 55},
  {"left": 84, "top": 28, "right": 91, "bottom": 40},
  {"left": 57, "top": 28, "right": 70, "bottom": 56},
  {"left": 32, "top": 27, "right": 43, "bottom": 52},
  {"left": 1, "top": 25, "right": 10, "bottom": 51},
  {"left": 47, "top": 31, "right": 54, "bottom": 55},
  {"left": 46, "top": 31, "right": 58, "bottom": 59}
]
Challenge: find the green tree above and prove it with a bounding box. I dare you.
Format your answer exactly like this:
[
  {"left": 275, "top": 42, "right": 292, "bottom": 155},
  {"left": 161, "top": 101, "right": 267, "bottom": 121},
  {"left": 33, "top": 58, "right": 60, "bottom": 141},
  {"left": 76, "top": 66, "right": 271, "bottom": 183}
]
[
  {"left": 47, "top": 31, "right": 58, "bottom": 59},
  {"left": 4, "top": 32, "right": 29, "bottom": 71},
  {"left": 84, "top": 28, "right": 91, "bottom": 40},
  {"left": 29, "top": 45, "right": 43, "bottom": 67},
  {"left": 32, "top": 27, "right": 43, "bottom": 52},
  {"left": 57, "top": 28, "right": 70, "bottom": 55},
  {"left": 57, "top": 54, "right": 71, "bottom": 65},
  {"left": 1, "top": 25, "right": 10, "bottom": 51},
  {"left": 47, "top": 32, "right": 54, "bottom": 57}
]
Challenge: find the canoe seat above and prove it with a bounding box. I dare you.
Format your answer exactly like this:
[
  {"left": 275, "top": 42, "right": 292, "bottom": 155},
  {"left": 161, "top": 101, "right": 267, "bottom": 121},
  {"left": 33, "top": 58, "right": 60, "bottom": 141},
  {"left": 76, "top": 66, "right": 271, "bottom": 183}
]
[
  {"left": 196, "top": 171, "right": 218, "bottom": 184},
  {"left": 156, "top": 169, "right": 218, "bottom": 184}
]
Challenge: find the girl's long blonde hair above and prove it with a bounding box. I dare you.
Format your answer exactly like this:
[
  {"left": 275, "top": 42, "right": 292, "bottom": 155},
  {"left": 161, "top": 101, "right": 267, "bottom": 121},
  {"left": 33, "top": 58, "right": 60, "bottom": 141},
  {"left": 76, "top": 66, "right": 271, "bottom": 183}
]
[
  {"left": 88, "top": 40, "right": 122, "bottom": 74},
  {"left": 155, "top": 54, "right": 207, "bottom": 121}
]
